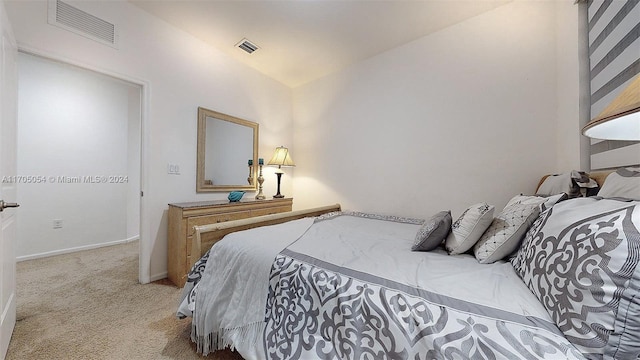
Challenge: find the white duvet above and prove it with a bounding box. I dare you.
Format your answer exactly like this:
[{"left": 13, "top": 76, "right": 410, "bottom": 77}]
[{"left": 178, "top": 213, "right": 583, "bottom": 359}]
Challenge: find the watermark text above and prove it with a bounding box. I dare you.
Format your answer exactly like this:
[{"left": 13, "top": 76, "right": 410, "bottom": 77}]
[{"left": 2, "top": 175, "right": 129, "bottom": 184}]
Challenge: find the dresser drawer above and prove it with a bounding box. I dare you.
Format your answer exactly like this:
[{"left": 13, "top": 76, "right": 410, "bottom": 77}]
[
  {"left": 250, "top": 205, "right": 293, "bottom": 217},
  {"left": 186, "top": 210, "right": 251, "bottom": 236}
]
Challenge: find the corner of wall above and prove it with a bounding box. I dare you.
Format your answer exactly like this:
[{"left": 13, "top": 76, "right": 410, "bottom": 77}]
[
  {"left": 554, "top": 0, "right": 584, "bottom": 172},
  {"left": 577, "top": 1, "right": 591, "bottom": 171}
]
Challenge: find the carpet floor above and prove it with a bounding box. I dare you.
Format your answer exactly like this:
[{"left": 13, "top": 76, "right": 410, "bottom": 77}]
[{"left": 6, "top": 241, "right": 243, "bottom": 360}]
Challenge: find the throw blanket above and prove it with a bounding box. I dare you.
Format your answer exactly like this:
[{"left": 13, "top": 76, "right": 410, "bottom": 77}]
[{"left": 178, "top": 217, "right": 316, "bottom": 355}]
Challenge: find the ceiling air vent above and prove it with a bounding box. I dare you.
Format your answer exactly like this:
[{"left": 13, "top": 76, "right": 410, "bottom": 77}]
[
  {"left": 235, "top": 38, "right": 259, "bottom": 54},
  {"left": 48, "top": 0, "right": 118, "bottom": 48}
]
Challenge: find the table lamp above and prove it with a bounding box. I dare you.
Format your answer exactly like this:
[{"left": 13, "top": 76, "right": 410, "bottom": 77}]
[{"left": 267, "top": 146, "right": 295, "bottom": 198}]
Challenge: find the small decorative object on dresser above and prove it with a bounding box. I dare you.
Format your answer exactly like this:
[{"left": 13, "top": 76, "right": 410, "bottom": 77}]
[
  {"left": 227, "top": 191, "right": 245, "bottom": 202},
  {"left": 167, "top": 197, "right": 292, "bottom": 287},
  {"left": 247, "top": 160, "right": 254, "bottom": 185},
  {"left": 255, "top": 158, "right": 266, "bottom": 200}
]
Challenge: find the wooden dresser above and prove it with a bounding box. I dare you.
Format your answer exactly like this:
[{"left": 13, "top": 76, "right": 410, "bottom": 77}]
[{"left": 167, "top": 197, "right": 293, "bottom": 287}]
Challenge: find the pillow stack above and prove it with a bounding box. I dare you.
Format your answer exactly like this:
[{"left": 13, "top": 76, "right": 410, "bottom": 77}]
[
  {"left": 414, "top": 202, "right": 531, "bottom": 260},
  {"left": 438, "top": 195, "right": 550, "bottom": 264},
  {"left": 412, "top": 167, "right": 640, "bottom": 262}
]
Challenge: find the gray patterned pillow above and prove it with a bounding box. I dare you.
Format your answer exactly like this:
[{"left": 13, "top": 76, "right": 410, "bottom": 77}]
[
  {"left": 411, "top": 210, "right": 451, "bottom": 252},
  {"left": 473, "top": 195, "right": 544, "bottom": 264},
  {"left": 511, "top": 197, "right": 640, "bottom": 359}
]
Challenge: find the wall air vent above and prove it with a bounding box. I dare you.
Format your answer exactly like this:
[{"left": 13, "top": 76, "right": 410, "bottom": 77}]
[
  {"left": 48, "top": 0, "right": 118, "bottom": 48},
  {"left": 235, "top": 38, "right": 259, "bottom": 54}
]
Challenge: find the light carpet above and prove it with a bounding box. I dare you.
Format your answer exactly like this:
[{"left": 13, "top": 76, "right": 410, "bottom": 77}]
[{"left": 6, "top": 241, "right": 243, "bottom": 360}]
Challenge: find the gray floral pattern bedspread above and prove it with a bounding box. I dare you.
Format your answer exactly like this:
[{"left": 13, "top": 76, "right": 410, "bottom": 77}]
[
  {"left": 178, "top": 212, "right": 587, "bottom": 359},
  {"left": 263, "top": 215, "right": 584, "bottom": 359},
  {"left": 263, "top": 248, "right": 584, "bottom": 360}
]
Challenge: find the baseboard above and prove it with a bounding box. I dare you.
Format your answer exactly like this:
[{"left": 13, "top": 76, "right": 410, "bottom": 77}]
[
  {"left": 17, "top": 236, "right": 140, "bottom": 262},
  {"left": 149, "top": 271, "right": 168, "bottom": 283},
  {"left": 0, "top": 292, "right": 16, "bottom": 360}
]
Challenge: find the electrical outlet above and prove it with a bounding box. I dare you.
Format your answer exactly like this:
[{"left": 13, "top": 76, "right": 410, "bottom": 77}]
[
  {"left": 53, "top": 219, "right": 63, "bottom": 229},
  {"left": 167, "top": 163, "right": 180, "bottom": 175}
]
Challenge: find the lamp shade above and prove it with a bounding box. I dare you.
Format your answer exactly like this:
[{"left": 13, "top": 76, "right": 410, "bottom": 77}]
[
  {"left": 267, "top": 146, "right": 295, "bottom": 167},
  {"left": 583, "top": 74, "right": 640, "bottom": 140}
]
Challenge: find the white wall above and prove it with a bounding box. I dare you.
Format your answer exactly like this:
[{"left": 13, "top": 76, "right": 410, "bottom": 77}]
[
  {"left": 555, "top": 0, "right": 583, "bottom": 172},
  {"left": 5, "top": 0, "right": 293, "bottom": 281},
  {"left": 7, "top": 0, "right": 585, "bottom": 279},
  {"left": 292, "top": 1, "right": 576, "bottom": 219},
  {"left": 16, "top": 52, "right": 139, "bottom": 259}
]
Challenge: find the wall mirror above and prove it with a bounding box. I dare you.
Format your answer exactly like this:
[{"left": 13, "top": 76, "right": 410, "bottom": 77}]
[{"left": 196, "top": 107, "right": 258, "bottom": 192}]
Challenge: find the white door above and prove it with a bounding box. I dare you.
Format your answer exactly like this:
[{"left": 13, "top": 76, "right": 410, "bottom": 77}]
[{"left": 0, "top": 2, "right": 17, "bottom": 359}]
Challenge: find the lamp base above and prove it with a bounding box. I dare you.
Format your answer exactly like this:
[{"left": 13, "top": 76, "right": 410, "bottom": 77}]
[{"left": 273, "top": 172, "right": 284, "bottom": 198}]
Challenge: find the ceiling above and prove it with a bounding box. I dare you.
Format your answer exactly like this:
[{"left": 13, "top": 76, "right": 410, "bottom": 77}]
[{"left": 130, "top": 0, "right": 510, "bottom": 88}]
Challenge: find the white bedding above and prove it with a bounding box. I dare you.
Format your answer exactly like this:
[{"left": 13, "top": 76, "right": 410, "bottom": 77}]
[
  {"left": 288, "top": 215, "right": 553, "bottom": 320},
  {"left": 179, "top": 212, "right": 584, "bottom": 359}
]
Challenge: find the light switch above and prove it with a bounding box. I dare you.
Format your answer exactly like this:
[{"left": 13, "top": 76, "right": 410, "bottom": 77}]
[{"left": 167, "top": 163, "right": 180, "bottom": 175}]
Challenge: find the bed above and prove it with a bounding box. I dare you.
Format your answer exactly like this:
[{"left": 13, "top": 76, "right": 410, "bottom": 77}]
[{"left": 177, "top": 168, "right": 640, "bottom": 360}]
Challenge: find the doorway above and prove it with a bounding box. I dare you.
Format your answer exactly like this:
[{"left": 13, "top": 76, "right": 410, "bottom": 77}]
[{"left": 15, "top": 51, "right": 143, "bottom": 278}]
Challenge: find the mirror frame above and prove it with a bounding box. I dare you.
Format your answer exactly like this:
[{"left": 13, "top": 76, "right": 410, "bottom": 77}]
[{"left": 196, "top": 107, "right": 259, "bottom": 192}]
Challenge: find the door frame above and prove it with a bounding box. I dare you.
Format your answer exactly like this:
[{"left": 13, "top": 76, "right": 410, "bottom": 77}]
[
  {"left": 0, "top": 1, "right": 18, "bottom": 358},
  {"left": 16, "top": 45, "right": 152, "bottom": 284}
]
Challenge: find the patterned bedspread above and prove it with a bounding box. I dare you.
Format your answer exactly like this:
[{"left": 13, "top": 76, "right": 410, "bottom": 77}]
[{"left": 179, "top": 212, "right": 586, "bottom": 360}]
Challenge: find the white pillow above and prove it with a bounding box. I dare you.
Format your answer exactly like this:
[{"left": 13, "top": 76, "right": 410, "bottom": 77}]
[
  {"left": 474, "top": 195, "right": 545, "bottom": 264},
  {"left": 536, "top": 173, "right": 572, "bottom": 196},
  {"left": 598, "top": 168, "right": 640, "bottom": 200},
  {"left": 506, "top": 193, "right": 565, "bottom": 212},
  {"left": 445, "top": 203, "right": 494, "bottom": 255},
  {"left": 506, "top": 194, "right": 546, "bottom": 207}
]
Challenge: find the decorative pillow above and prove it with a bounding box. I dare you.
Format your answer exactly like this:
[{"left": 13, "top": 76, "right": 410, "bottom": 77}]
[
  {"left": 540, "top": 192, "right": 568, "bottom": 211},
  {"left": 537, "top": 171, "right": 597, "bottom": 198},
  {"left": 411, "top": 211, "right": 451, "bottom": 252},
  {"left": 598, "top": 167, "right": 640, "bottom": 200},
  {"left": 536, "top": 173, "right": 572, "bottom": 196},
  {"left": 506, "top": 193, "right": 556, "bottom": 209},
  {"left": 473, "top": 195, "right": 544, "bottom": 264},
  {"left": 511, "top": 197, "right": 640, "bottom": 358},
  {"left": 445, "top": 203, "right": 494, "bottom": 255}
]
